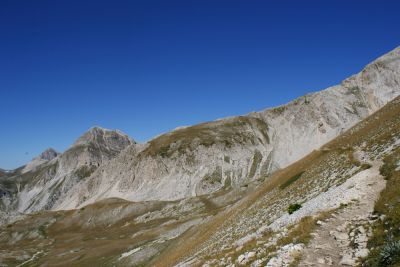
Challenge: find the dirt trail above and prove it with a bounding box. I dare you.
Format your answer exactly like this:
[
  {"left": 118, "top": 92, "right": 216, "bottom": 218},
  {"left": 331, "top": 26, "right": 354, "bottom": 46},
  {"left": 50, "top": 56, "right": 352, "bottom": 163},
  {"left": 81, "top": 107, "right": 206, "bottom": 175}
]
[{"left": 299, "top": 160, "right": 385, "bottom": 266}]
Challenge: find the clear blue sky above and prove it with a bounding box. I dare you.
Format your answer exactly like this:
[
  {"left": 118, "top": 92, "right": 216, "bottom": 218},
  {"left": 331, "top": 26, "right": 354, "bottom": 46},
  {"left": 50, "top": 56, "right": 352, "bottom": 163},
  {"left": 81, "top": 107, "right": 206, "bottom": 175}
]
[{"left": 0, "top": 0, "right": 399, "bottom": 169}]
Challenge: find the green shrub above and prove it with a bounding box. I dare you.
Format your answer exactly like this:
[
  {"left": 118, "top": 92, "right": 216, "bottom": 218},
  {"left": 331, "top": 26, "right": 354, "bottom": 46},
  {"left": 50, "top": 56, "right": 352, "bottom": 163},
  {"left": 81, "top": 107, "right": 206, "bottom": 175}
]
[
  {"left": 288, "top": 203, "right": 302, "bottom": 214},
  {"left": 38, "top": 224, "right": 47, "bottom": 238},
  {"left": 379, "top": 163, "right": 393, "bottom": 179},
  {"left": 224, "top": 156, "right": 230, "bottom": 163},
  {"left": 379, "top": 240, "right": 400, "bottom": 265},
  {"left": 158, "top": 146, "right": 169, "bottom": 158},
  {"left": 361, "top": 163, "right": 372, "bottom": 170}
]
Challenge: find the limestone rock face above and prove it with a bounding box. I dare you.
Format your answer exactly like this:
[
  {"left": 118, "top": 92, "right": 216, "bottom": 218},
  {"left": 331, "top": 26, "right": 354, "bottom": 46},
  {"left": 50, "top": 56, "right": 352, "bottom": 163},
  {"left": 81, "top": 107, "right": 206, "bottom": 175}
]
[
  {"left": 259, "top": 46, "right": 400, "bottom": 168},
  {"left": 55, "top": 117, "right": 272, "bottom": 209},
  {"left": 0, "top": 127, "right": 134, "bottom": 214},
  {"left": 55, "top": 46, "right": 400, "bottom": 210}
]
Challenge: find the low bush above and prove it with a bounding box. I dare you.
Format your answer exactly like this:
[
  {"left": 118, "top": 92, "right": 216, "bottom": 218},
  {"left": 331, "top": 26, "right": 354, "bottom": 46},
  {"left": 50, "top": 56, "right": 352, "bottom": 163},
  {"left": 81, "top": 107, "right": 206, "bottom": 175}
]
[
  {"left": 379, "top": 240, "right": 400, "bottom": 265},
  {"left": 288, "top": 203, "right": 302, "bottom": 214}
]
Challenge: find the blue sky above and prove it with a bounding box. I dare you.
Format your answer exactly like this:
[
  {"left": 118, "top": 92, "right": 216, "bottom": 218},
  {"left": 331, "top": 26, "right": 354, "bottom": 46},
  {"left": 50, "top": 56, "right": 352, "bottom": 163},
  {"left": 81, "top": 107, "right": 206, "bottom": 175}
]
[{"left": 0, "top": 0, "right": 399, "bottom": 169}]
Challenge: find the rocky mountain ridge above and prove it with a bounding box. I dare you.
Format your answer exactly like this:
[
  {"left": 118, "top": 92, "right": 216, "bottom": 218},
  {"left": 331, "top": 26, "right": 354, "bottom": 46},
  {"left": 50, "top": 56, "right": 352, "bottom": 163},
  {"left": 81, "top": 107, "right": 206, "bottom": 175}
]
[
  {"left": 1, "top": 46, "right": 399, "bottom": 216},
  {"left": 0, "top": 127, "right": 134, "bottom": 217},
  {"left": 157, "top": 95, "right": 400, "bottom": 267},
  {"left": 55, "top": 46, "right": 400, "bottom": 210},
  {"left": 1, "top": 86, "right": 399, "bottom": 267},
  {"left": 21, "top": 148, "right": 59, "bottom": 174}
]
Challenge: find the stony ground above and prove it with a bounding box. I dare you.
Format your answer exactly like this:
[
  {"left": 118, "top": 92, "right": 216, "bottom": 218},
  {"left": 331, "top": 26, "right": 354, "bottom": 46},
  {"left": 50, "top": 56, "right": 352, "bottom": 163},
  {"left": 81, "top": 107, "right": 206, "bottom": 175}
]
[
  {"left": 152, "top": 96, "right": 400, "bottom": 267},
  {"left": 299, "top": 160, "right": 385, "bottom": 266}
]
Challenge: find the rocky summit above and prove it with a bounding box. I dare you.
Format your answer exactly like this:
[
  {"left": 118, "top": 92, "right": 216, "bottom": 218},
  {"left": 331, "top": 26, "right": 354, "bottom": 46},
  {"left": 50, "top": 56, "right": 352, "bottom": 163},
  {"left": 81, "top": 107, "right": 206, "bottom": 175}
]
[
  {"left": 0, "top": 46, "right": 400, "bottom": 267},
  {"left": 21, "top": 148, "right": 59, "bottom": 174},
  {"left": 0, "top": 127, "right": 134, "bottom": 217}
]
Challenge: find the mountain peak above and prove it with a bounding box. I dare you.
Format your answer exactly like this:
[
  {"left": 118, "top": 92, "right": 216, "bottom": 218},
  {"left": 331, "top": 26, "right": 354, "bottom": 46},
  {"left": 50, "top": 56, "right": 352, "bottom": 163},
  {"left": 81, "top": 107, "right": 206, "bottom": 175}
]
[
  {"left": 21, "top": 148, "right": 59, "bottom": 174},
  {"left": 73, "top": 126, "right": 135, "bottom": 151},
  {"left": 38, "top": 148, "right": 59, "bottom": 161}
]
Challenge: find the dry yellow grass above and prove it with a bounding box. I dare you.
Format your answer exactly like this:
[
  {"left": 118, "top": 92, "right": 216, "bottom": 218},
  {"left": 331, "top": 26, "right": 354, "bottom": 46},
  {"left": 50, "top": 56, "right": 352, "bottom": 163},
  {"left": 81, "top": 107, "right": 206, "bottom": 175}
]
[
  {"left": 2, "top": 97, "right": 399, "bottom": 267},
  {"left": 152, "top": 96, "right": 400, "bottom": 266},
  {"left": 151, "top": 149, "right": 327, "bottom": 267}
]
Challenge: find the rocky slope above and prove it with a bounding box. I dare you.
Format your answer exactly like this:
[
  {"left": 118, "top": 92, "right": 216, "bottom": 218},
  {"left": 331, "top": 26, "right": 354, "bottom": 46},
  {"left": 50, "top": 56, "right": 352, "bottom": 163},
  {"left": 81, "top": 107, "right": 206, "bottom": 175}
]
[
  {"left": 0, "top": 127, "right": 134, "bottom": 218},
  {"left": 0, "top": 46, "right": 399, "bottom": 266},
  {"left": 53, "top": 46, "right": 400, "bottom": 210},
  {"left": 1, "top": 83, "right": 399, "bottom": 267},
  {"left": 155, "top": 95, "right": 400, "bottom": 267}
]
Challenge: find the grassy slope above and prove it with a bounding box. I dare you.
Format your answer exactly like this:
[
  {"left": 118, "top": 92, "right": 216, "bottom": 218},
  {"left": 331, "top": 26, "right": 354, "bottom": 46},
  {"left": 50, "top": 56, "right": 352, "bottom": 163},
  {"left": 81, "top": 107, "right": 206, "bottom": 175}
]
[
  {"left": 363, "top": 147, "right": 400, "bottom": 267},
  {"left": 152, "top": 96, "right": 400, "bottom": 266},
  {"left": 0, "top": 188, "right": 250, "bottom": 266},
  {"left": 1, "top": 97, "right": 399, "bottom": 267},
  {"left": 140, "top": 116, "right": 269, "bottom": 158}
]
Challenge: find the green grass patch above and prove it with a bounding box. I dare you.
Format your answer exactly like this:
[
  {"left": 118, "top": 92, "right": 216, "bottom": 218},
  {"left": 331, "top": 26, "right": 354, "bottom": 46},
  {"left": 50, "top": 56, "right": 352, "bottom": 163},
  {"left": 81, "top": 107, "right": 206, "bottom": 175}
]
[
  {"left": 248, "top": 150, "right": 263, "bottom": 179},
  {"left": 280, "top": 171, "right": 305, "bottom": 189},
  {"left": 75, "top": 165, "right": 96, "bottom": 179},
  {"left": 142, "top": 116, "right": 269, "bottom": 158},
  {"left": 223, "top": 156, "right": 230, "bottom": 163},
  {"left": 202, "top": 167, "right": 222, "bottom": 185},
  {"left": 38, "top": 224, "right": 47, "bottom": 238}
]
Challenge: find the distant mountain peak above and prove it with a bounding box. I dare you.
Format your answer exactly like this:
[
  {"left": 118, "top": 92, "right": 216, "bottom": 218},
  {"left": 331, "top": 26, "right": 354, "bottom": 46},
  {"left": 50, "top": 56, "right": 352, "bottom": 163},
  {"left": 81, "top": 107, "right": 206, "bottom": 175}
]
[
  {"left": 74, "top": 126, "right": 134, "bottom": 146},
  {"left": 21, "top": 148, "right": 59, "bottom": 174},
  {"left": 38, "top": 148, "right": 59, "bottom": 161}
]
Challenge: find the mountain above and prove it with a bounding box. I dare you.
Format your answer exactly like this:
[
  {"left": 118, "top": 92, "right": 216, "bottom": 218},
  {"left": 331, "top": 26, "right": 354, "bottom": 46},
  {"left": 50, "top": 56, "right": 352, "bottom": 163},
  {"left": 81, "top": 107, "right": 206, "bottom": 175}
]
[
  {"left": 21, "top": 148, "right": 59, "bottom": 174},
  {"left": 1, "top": 88, "right": 399, "bottom": 267},
  {"left": 0, "top": 127, "right": 134, "bottom": 217},
  {"left": 52, "top": 46, "right": 400, "bottom": 210},
  {"left": 161, "top": 93, "right": 400, "bottom": 267},
  {"left": 1, "top": 47, "right": 399, "bottom": 218},
  {"left": 0, "top": 46, "right": 399, "bottom": 266}
]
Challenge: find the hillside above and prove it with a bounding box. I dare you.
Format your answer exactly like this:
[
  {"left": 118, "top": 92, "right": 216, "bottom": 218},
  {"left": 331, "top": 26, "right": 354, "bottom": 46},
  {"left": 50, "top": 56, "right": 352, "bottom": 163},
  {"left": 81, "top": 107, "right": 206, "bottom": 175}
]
[
  {"left": 0, "top": 91, "right": 399, "bottom": 266},
  {"left": 154, "top": 96, "right": 400, "bottom": 266},
  {"left": 54, "top": 46, "right": 400, "bottom": 210},
  {"left": 0, "top": 47, "right": 398, "bottom": 217},
  {"left": 0, "top": 127, "right": 134, "bottom": 220}
]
